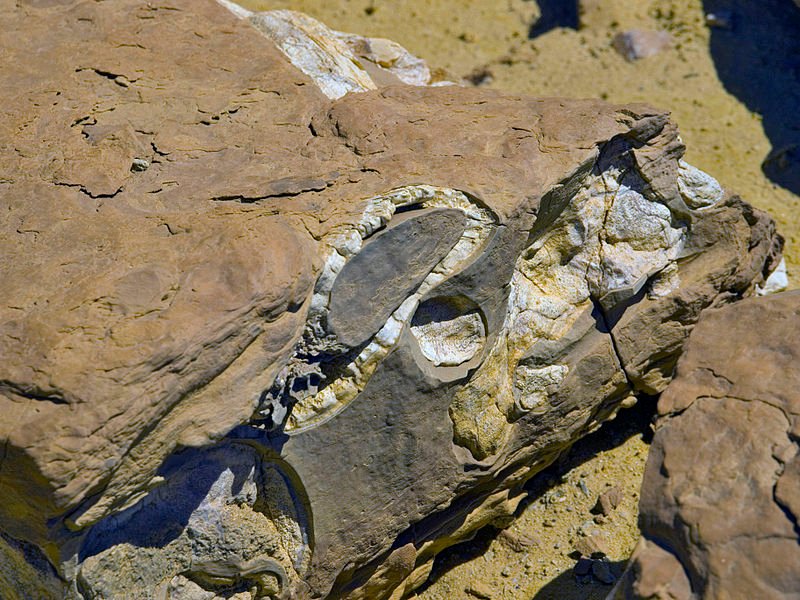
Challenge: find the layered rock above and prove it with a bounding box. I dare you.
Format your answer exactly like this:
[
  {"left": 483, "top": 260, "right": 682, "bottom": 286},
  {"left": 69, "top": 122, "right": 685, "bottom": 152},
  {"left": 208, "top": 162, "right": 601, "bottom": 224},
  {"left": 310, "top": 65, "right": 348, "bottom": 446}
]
[
  {"left": 621, "top": 292, "right": 800, "bottom": 600},
  {"left": 0, "top": 1, "right": 783, "bottom": 599}
]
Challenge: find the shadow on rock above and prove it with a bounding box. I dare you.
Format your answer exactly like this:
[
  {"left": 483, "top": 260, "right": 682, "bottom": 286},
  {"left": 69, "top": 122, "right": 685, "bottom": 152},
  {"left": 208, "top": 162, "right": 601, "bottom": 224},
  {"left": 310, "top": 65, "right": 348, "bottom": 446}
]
[
  {"left": 703, "top": 0, "right": 800, "bottom": 193},
  {"left": 78, "top": 444, "right": 257, "bottom": 560},
  {"left": 528, "top": 0, "right": 579, "bottom": 38}
]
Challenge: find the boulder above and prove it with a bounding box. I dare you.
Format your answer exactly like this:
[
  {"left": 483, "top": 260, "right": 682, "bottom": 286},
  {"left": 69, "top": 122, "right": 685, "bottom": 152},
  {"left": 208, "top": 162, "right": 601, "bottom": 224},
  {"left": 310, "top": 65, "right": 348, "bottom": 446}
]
[
  {"left": 0, "top": 1, "right": 783, "bottom": 598},
  {"left": 624, "top": 292, "right": 800, "bottom": 599}
]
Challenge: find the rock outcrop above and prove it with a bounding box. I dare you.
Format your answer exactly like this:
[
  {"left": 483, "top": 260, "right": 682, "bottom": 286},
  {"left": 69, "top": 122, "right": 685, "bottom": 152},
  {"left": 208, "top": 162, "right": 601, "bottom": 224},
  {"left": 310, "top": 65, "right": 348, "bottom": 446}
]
[
  {"left": 0, "top": 1, "right": 783, "bottom": 598},
  {"left": 622, "top": 292, "right": 800, "bottom": 600}
]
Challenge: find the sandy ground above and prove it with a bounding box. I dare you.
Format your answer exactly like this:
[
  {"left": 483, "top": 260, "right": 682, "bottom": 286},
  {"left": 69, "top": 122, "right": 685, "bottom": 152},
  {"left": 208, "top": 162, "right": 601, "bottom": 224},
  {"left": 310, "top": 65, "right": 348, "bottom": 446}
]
[{"left": 233, "top": 1, "right": 800, "bottom": 597}]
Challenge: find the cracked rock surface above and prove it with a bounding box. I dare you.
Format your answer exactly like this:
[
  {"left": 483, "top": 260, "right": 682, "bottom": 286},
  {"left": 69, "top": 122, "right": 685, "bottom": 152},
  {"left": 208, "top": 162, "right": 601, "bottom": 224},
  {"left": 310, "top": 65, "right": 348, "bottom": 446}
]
[
  {"left": 0, "top": 1, "right": 784, "bottom": 599},
  {"left": 622, "top": 292, "right": 800, "bottom": 600}
]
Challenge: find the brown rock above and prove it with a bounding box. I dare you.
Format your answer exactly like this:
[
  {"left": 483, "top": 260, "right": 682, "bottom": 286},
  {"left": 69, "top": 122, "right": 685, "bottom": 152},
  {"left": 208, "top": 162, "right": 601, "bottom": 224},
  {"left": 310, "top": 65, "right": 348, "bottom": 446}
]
[
  {"left": 466, "top": 581, "right": 494, "bottom": 599},
  {"left": 0, "top": 1, "right": 783, "bottom": 598},
  {"left": 627, "top": 539, "right": 692, "bottom": 600},
  {"left": 627, "top": 292, "right": 800, "bottom": 599},
  {"left": 498, "top": 529, "right": 540, "bottom": 553},
  {"left": 612, "top": 30, "right": 673, "bottom": 62},
  {"left": 593, "top": 485, "right": 623, "bottom": 516},
  {"left": 574, "top": 532, "right": 611, "bottom": 559}
]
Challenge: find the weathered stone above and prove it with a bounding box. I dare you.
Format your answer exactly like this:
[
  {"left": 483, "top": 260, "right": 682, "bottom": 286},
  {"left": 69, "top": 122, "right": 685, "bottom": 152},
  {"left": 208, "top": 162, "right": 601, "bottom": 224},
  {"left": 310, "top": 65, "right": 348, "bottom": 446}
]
[
  {"left": 612, "top": 30, "right": 673, "bottom": 62},
  {"left": 592, "top": 486, "right": 623, "bottom": 516},
  {"left": 623, "top": 292, "right": 800, "bottom": 600},
  {"left": 0, "top": 1, "right": 783, "bottom": 599},
  {"left": 574, "top": 532, "right": 610, "bottom": 559},
  {"left": 466, "top": 581, "right": 494, "bottom": 599}
]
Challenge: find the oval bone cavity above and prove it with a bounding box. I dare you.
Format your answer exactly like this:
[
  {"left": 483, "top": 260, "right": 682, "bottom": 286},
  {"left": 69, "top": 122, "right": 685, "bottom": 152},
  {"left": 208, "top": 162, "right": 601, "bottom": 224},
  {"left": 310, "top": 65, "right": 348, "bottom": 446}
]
[
  {"left": 410, "top": 296, "right": 486, "bottom": 367},
  {"left": 328, "top": 208, "right": 467, "bottom": 348}
]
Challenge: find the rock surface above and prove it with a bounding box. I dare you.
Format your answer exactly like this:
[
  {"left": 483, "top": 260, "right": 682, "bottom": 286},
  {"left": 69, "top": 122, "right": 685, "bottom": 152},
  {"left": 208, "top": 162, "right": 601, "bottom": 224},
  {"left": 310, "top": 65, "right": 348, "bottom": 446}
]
[
  {"left": 0, "top": 1, "right": 783, "bottom": 599},
  {"left": 623, "top": 292, "right": 800, "bottom": 599}
]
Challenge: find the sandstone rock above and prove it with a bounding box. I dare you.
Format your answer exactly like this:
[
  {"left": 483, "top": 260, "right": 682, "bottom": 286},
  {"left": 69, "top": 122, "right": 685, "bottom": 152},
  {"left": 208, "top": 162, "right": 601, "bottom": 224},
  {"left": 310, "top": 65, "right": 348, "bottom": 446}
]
[
  {"left": 592, "top": 486, "right": 623, "bottom": 516},
  {"left": 574, "top": 532, "right": 610, "bottom": 559},
  {"left": 612, "top": 30, "right": 673, "bottom": 62},
  {"left": 465, "top": 581, "right": 494, "bottom": 599},
  {"left": 624, "top": 292, "right": 800, "bottom": 599},
  {"left": 0, "top": 1, "right": 783, "bottom": 599}
]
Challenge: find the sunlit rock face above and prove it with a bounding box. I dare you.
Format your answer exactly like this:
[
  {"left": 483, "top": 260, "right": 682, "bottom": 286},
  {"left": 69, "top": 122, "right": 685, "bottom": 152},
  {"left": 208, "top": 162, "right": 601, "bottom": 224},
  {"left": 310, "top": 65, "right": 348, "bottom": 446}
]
[
  {"left": 621, "top": 292, "right": 800, "bottom": 600},
  {"left": 0, "top": 1, "right": 783, "bottom": 599}
]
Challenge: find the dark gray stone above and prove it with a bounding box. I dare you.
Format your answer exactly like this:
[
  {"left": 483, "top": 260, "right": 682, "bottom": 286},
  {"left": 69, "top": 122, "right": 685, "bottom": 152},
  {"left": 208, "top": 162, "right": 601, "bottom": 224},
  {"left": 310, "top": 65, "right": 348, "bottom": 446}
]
[{"left": 328, "top": 208, "right": 467, "bottom": 347}]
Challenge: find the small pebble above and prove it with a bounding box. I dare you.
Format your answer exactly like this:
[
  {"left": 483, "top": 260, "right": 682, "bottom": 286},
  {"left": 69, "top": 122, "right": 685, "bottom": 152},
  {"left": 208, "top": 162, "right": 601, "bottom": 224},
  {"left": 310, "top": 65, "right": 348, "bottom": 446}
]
[
  {"left": 705, "top": 10, "right": 733, "bottom": 29},
  {"left": 498, "top": 530, "right": 539, "bottom": 552},
  {"left": 578, "top": 520, "right": 595, "bottom": 536},
  {"left": 131, "top": 158, "right": 150, "bottom": 172},
  {"left": 465, "top": 582, "right": 493, "bottom": 599},
  {"left": 593, "top": 486, "right": 623, "bottom": 515},
  {"left": 612, "top": 29, "right": 672, "bottom": 61},
  {"left": 573, "top": 533, "right": 609, "bottom": 559}
]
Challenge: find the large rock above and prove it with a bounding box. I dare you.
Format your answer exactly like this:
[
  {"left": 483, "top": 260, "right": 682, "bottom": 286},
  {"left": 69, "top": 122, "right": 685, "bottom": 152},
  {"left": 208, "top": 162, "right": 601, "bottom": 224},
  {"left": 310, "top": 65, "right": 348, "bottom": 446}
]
[
  {"left": 0, "top": 1, "right": 783, "bottom": 598},
  {"left": 625, "top": 292, "right": 800, "bottom": 599}
]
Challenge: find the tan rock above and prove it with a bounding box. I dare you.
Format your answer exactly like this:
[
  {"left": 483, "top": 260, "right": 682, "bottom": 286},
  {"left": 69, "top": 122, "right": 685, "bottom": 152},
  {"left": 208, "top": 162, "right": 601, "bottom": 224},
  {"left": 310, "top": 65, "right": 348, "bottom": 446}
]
[
  {"left": 627, "top": 292, "right": 800, "bottom": 599},
  {"left": 0, "top": 1, "right": 783, "bottom": 599},
  {"left": 612, "top": 30, "right": 673, "bottom": 62},
  {"left": 593, "top": 486, "right": 623, "bottom": 516}
]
